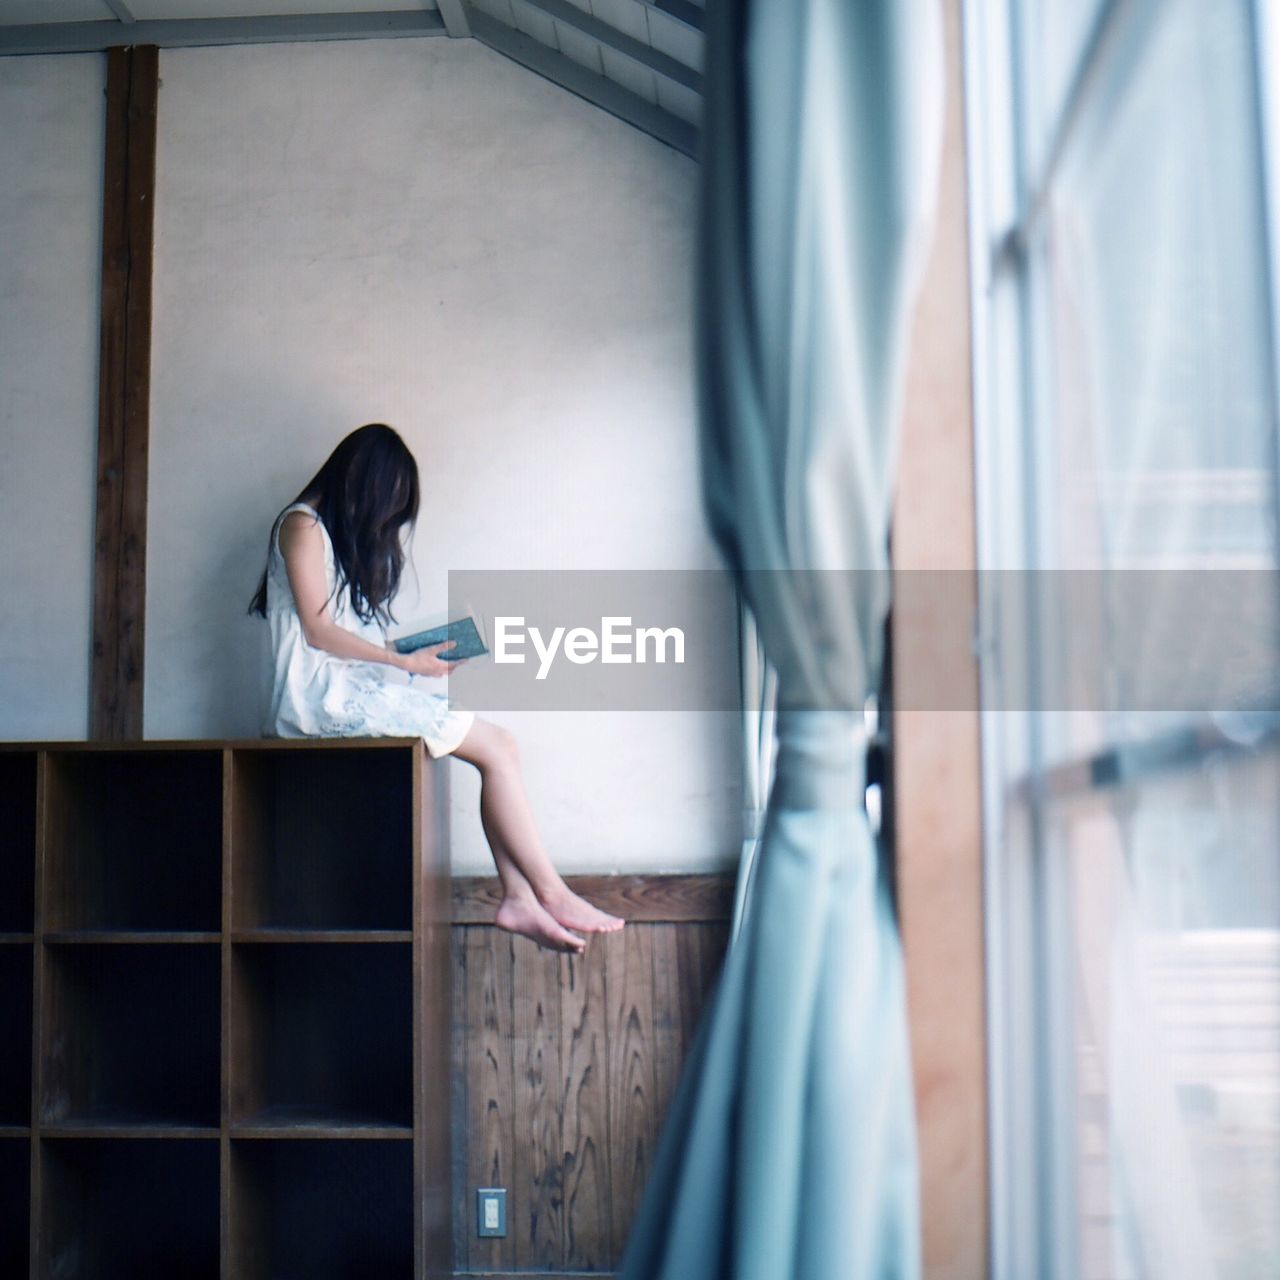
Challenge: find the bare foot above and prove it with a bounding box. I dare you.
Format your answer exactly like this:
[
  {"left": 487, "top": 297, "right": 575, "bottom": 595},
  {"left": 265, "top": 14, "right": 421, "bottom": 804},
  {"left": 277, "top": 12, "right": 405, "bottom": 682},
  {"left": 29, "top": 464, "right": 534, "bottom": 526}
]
[
  {"left": 537, "top": 883, "right": 625, "bottom": 935},
  {"left": 495, "top": 894, "right": 586, "bottom": 954}
]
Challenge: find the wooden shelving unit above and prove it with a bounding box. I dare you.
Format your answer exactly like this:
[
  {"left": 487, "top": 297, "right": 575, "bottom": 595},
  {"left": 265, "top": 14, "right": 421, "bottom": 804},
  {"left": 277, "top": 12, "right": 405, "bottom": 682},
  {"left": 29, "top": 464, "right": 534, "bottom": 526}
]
[{"left": 0, "top": 738, "right": 451, "bottom": 1279}]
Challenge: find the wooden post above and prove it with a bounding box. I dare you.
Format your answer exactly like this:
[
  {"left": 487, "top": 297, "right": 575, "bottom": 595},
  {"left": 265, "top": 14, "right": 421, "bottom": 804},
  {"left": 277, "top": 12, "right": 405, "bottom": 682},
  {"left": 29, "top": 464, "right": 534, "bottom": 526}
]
[
  {"left": 91, "top": 44, "right": 157, "bottom": 741},
  {"left": 893, "top": 2, "right": 991, "bottom": 1277}
]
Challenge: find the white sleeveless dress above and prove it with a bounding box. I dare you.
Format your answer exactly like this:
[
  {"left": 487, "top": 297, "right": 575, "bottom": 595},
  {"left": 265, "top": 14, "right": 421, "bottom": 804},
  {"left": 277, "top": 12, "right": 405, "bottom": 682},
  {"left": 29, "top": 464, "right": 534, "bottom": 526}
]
[{"left": 262, "top": 501, "right": 475, "bottom": 757}]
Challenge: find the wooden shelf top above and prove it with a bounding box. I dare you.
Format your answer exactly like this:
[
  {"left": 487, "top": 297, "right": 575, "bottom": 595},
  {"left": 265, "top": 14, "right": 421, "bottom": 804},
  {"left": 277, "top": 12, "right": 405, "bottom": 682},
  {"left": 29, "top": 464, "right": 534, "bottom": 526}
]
[
  {"left": 0, "top": 737, "right": 423, "bottom": 753},
  {"left": 230, "top": 928, "right": 414, "bottom": 944},
  {"left": 43, "top": 930, "right": 220, "bottom": 945},
  {"left": 231, "top": 1106, "right": 413, "bottom": 1140},
  {"left": 41, "top": 1117, "right": 219, "bottom": 1140}
]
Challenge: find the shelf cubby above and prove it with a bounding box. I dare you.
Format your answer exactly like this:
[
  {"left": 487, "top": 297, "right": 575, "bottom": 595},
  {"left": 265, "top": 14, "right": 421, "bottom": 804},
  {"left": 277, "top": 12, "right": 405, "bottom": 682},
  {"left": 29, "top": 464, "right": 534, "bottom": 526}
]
[
  {"left": 38, "top": 1137, "right": 219, "bottom": 1280},
  {"left": 229, "top": 1138, "right": 414, "bottom": 1280},
  {"left": 0, "top": 945, "right": 32, "bottom": 1126},
  {"left": 0, "top": 750, "right": 36, "bottom": 933},
  {"left": 42, "top": 749, "right": 222, "bottom": 932},
  {"left": 230, "top": 940, "right": 413, "bottom": 1134},
  {"left": 230, "top": 746, "right": 414, "bottom": 932},
  {"left": 0, "top": 1136, "right": 30, "bottom": 1277},
  {"left": 40, "top": 942, "right": 220, "bottom": 1130}
]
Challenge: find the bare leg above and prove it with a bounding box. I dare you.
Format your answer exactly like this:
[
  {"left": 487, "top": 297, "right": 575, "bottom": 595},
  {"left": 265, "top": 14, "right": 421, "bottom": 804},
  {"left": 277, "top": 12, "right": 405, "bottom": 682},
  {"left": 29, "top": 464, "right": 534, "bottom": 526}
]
[{"left": 451, "top": 719, "right": 624, "bottom": 948}]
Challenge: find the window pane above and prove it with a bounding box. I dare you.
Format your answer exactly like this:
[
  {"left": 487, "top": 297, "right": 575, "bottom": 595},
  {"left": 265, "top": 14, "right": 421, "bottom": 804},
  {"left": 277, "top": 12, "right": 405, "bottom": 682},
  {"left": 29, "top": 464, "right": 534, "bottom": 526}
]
[
  {"left": 969, "top": 3, "right": 1280, "bottom": 1279},
  {"left": 1045, "top": 0, "right": 1274, "bottom": 565},
  {"left": 1020, "top": 0, "right": 1108, "bottom": 163},
  {"left": 1047, "top": 747, "right": 1280, "bottom": 1280},
  {"left": 1028, "top": 0, "right": 1279, "bottom": 763}
]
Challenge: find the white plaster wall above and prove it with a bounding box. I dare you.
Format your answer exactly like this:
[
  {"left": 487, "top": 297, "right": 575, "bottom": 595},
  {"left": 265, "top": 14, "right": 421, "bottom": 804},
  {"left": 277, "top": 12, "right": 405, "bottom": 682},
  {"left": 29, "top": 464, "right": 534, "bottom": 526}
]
[
  {"left": 0, "top": 54, "right": 103, "bottom": 741},
  {"left": 146, "top": 37, "right": 739, "bottom": 873}
]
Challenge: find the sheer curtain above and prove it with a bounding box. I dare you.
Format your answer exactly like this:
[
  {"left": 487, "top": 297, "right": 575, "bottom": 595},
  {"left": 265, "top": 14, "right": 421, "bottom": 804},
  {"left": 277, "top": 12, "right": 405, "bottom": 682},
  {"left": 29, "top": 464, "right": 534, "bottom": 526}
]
[{"left": 619, "top": 1, "right": 944, "bottom": 1276}]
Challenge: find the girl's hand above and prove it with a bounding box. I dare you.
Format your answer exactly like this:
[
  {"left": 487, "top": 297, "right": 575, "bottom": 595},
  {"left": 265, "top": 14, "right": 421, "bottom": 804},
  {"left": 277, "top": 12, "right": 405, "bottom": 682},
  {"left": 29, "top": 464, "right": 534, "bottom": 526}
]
[{"left": 395, "top": 640, "right": 458, "bottom": 678}]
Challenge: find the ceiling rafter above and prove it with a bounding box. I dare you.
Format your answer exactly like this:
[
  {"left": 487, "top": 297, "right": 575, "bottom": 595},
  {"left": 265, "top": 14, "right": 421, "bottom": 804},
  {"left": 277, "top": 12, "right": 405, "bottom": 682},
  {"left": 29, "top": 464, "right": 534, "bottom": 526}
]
[
  {"left": 467, "top": 3, "right": 696, "bottom": 158},
  {"left": 0, "top": 1, "right": 701, "bottom": 157},
  {"left": 634, "top": 0, "right": 703, "bottom": 34},
  {"left": 519, "top": 0, "right": 700, "bottom": 94}
]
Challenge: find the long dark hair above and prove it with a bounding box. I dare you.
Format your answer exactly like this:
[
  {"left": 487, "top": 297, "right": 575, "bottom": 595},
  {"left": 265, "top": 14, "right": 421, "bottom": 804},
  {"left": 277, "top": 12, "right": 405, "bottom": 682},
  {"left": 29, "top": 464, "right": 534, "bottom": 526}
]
[{"left": 248, "top": 423, "right": 420, "bottom": 625}]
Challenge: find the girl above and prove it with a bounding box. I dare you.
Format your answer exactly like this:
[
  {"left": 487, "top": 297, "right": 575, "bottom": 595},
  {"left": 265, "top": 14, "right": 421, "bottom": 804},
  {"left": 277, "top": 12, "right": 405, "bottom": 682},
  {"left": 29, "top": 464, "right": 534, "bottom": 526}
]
[{"left": 249, "top": 422, "right": 623, "bottom": 954}]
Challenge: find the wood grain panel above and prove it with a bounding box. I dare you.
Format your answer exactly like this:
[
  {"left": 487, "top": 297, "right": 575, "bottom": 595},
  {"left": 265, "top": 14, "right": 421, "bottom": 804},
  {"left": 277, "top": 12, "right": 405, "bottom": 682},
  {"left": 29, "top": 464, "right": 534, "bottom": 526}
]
[
  {"left": 511, "top": 938, "right": 563, "bottom": 1269},
  {"left": 649, "top": 923, "right": 683, "bottom": 1126},
  {"left": 452, "top": 874, "right": 732, "bottom": 924},
  {"left": 559, "top": 944, "right": 611, "bottom": 1270},
  {"left": 464, "top": 927, "right": 516, "bottom": 1273},
  {"left": 604, "top": 925, "right": 656, "bottom": 1264},
  {"left": 450, "top": 934, "right": 471, "bottom": 1271},
  {"left": 451, "top": 886, "right": 732, "bottom": 1275}
]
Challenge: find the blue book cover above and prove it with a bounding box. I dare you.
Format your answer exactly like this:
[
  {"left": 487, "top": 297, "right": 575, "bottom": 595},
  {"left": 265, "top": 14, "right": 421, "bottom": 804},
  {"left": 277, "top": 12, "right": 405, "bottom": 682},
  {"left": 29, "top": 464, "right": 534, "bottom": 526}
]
[{"left": 391, "top": 612, "right": 489, "bottom": 660}]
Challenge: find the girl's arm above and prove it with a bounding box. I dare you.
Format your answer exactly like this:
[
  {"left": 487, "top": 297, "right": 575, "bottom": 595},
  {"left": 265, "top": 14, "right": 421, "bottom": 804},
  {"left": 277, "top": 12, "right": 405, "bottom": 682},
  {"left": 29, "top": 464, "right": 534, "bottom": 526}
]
[{"left": 278, "top": 511, "right": 454, "bottom": 676}]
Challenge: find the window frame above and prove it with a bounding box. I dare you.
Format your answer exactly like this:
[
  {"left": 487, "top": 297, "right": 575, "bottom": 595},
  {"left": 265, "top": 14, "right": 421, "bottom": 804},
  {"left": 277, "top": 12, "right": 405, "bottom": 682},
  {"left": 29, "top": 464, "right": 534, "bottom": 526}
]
[{"left": 962, "top": 1, "right": 1280, "bottom": 1276}]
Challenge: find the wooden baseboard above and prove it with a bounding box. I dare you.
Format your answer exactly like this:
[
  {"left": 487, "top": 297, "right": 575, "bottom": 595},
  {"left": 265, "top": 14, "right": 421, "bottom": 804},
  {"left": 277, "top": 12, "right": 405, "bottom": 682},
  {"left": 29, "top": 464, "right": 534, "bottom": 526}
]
[{"left": 451, "top": 872, "right": 734, "bottom": 924}]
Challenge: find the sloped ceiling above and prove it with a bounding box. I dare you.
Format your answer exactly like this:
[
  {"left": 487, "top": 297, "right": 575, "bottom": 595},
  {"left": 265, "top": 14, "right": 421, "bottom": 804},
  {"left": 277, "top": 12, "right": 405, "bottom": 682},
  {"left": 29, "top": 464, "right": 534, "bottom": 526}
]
[{"left": 0, "top": 0, "right": 703, "bottom": 156}]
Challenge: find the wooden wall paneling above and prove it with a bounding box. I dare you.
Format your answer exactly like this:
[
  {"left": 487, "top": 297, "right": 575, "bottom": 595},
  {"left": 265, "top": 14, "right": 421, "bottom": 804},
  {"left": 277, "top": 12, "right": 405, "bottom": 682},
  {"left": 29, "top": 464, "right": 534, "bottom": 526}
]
[
  {"left": 603, "top": 925, "right": 657, "bottom": 1266},
  {"left": 450, "top": 884, "right": 733, "bottom": 1275},
  {"left": 450, "top": 934, "right": 471, "bottom": 1272},
  {"left": 463, "top": 927, "right": 517, "bottom": 1273},
  {"left": 90, "top": 45, "right": 157, "bottom": 742},
  {"left": 559, "top": 944, "right": 611, "bottom": 1271},
  {"left": 452, "top": 874, "right": 733, "bottom": 925},
  {"left": 511, "top": 937, "right": 564, "bottom": 1269},
  {"left": 703, "top": 924, "right": 731, "bottom": 1002},
  {"left": 649, "top": 923, "right": 683, "bottom": 1127},
  {"left": 675, "top": 920, "right": 728, "bottom": 1051}
]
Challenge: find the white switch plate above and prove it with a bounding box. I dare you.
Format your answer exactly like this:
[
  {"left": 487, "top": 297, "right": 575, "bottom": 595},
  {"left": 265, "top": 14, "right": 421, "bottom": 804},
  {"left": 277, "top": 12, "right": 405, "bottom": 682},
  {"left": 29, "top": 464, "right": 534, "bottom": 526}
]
[{"left": 477, "top": 1188, "right": 507, "bottom": 1238}]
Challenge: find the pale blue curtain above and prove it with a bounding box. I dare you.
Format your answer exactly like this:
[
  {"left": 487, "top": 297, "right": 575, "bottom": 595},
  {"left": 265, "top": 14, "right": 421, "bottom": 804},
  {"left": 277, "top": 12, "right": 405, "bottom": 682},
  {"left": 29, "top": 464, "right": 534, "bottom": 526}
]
[
  {"left": 619, "top": 1, "right": 944, "bottom": 1276},
  {"left": 730, "top": 601, "right": 775, "bottom": 942}
]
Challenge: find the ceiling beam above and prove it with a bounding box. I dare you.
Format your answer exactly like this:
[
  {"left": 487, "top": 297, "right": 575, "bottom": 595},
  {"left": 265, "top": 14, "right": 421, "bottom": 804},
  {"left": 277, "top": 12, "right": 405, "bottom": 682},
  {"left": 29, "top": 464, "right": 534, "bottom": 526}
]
[
  {"left": 0, "top": 9, "right": 446, "bottom": 56},
  {"left": 521, "top": 0, "right": 701, "bottom": 94},
  {"left": 102, "top": 0, "right": 136, "bottom": 23},
  {"left": 467, "top": 5, "right": 696, "bottom": 159}
]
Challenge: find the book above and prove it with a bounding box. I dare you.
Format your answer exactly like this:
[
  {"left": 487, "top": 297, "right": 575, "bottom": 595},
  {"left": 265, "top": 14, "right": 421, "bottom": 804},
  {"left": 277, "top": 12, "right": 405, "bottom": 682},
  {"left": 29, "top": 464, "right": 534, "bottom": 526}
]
[{"left": 390, "top": 610, "right": 489, "bottom": 660}]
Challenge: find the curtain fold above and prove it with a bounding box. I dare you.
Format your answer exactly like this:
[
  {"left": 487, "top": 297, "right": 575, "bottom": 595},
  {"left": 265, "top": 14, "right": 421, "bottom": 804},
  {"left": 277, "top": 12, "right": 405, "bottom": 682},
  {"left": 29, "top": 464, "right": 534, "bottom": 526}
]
[
  {"left": 619, "top": 0, "right": 944, "bottom": 1275},
  {"left": 730, "top": 601, "right": 776, "bottom": 941}
]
